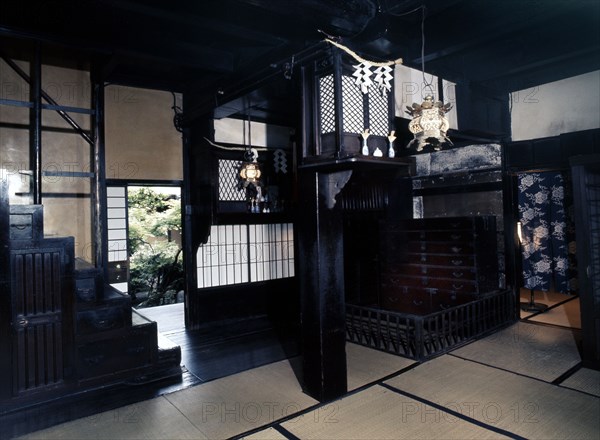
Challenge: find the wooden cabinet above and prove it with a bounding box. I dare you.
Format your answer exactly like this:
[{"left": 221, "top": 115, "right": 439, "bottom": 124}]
[
  {"left": 9, "top": 238, "right": 76, "bottom": 396},
  {"left": 4, "top": 203, "right": 76, "bottom": 402},
  {"left": 379, "top": 216, "right": 499, "bottom": 314}
]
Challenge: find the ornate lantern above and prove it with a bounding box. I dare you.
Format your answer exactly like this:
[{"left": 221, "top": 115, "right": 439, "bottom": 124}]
[
  {"left": 405, "top": 95, "right": 453, "bottom": 152},
  {"left": 239, "top": 148, "right": 261, "bottom": 186}
]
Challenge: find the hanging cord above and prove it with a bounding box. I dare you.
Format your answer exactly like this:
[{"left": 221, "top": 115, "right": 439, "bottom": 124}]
[
  {"left": 419, "top": 5, "right": 435, "bottom": 96},
  {"left": 384, "top": 3, "right": 425, "bottom": 17},
  {"left": 244, "top": 107, "right": 255, "bottom": 161},
  {"left": 323, "top": 36, "right": 402, "bottom": 66},
  {"left": 171, "top": 92, "right": 183, "bottom": 133}
]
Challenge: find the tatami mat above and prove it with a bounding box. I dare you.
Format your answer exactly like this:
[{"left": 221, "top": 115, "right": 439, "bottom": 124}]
[
  {"left": 163, "top": 358, "right": 317, "bottom": 439},
  {"left": 18, "top": 395, "right": 207, "bottom": 440},
  {"left": 527, "top": 297, "right": 581, "bottom": 329},
  {"left": 560, "top": 368, "right": 600, "bottom": 397},
  {"left": 242, "top": 427, "right": 288, "bottom": 439},
  {"left": 346, "top": 343, "right": 415, "bottom": 390},
  {"left": 385, "top": 355, "right": 600, "bottom": 440},
  {"left": 16, "top": 358, "right": 313, "bottom": 440},
  {"left": 450, "top": 321, "right": 581, "bottom": 382},
  {"left": 279, "top": 385, "right": 508, "bottom": 440},
  {"left": 15, "top": 335, "right": 596, "bottom": 440},
  {"left": 519, "top": 289, "right": 575, "bottom": 320}
]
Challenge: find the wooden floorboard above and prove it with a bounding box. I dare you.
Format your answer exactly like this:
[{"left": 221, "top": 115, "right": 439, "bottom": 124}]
[
  {"left": 134, "top": 303, "right": 186, "bottom": 334},
  {"left": 173, "top": 327, "right": 300, "bottom": 382}
]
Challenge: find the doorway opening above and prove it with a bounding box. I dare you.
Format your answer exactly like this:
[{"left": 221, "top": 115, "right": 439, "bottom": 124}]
[{"left": 106, "top": 184, "right": 184, "bottom": 310}]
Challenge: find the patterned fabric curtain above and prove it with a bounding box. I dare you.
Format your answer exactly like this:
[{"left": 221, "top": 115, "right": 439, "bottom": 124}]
[{"left": 517, "top": 172, "right": 576, "bottom": 293}]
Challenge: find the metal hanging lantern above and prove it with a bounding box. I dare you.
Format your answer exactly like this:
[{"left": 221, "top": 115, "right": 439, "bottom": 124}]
[
  {"left": 405, "top": 95, "right": 453, "bottom": 152},
  {"left": 239, "top": 148, "right": 261, "bottom": 186}
]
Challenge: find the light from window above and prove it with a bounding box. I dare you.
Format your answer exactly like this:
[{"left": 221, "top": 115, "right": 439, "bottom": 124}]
[{"left": 196, "top": 223, "right": 294, "bottom": 288}]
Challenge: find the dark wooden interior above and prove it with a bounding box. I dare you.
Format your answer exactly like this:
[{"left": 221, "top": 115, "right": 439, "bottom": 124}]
[{"left": 0, "top": 0, "right": 599, "bottom": 434}]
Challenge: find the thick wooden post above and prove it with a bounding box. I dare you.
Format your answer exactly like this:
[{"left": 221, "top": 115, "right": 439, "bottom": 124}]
[
  {"left": 297, "top": 169, "right": 348, "bottom": 402},
  {"left": 182, "top": 116, "right": 215, "bottom": 330},
  {"left": 0, "top": 178, "right": 10, "bottom": 404}
]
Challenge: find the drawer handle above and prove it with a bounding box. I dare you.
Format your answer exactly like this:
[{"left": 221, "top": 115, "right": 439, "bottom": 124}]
[
  {"left": 451, "top": 259, "right": 463, "bottom": 266},
  {"left": 420, "top": 255, "right": 427, "bottom": 262},
  {"left": 452, "top": 271, "right": 464, "bottom": 278},
  {"left": 413, "top": 300, "right": 424, "bottom": 306},
  {"left": 450, "top": 234, "right": 461, "bottom": 240},
  {"left": 95, "top": 319, "right": 115, "bottom": 330},
  {"left": 421, "top": 277, "right": 429, "bottom": 286},
  {"left": 11, "top": 224, "right": 29, "bottom": 230},
  {"left": 84, "top": 355, "right": 104, "bottom": 365},
  {"left": 17, "top": 317, "right": 29, "bottom": 328},
  {"left": 451, "top": 246, "right": 462, "bottom": 253},
  {"left": 452, "top": 283, "right": 464, "bottom": 290},
  {"left": 421, "top": 267, "right": 428, "bottom": 274},
  {"left": 420, "top": 243, "right": 427, "bottom": 251}
]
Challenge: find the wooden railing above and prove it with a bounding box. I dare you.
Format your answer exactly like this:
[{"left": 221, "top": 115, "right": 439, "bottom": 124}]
[{"left": 346, "top": 289, "right": 516, "bottom": 360}]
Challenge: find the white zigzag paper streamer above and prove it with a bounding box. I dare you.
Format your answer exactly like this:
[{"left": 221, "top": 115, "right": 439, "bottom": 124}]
[
  {"left": 352, "top": 62, "right": 374, "bottom": 94},
  {"left": 373, "top": 65, "right": 393, "bottom": 95},
  {"left": 273, "top": 149, "right": 287, "bottom": 174},
  {"left": 353, "top": 63, "right": 393, "bottom": 95}
]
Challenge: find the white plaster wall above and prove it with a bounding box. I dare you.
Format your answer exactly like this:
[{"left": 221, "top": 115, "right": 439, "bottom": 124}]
[
  {"left": 511, "top": 70, "right": 600, "bottom": 141},
  {"left": 105, "top": 85, "right": 183, "bottom": 180},
  {"left": 394, "top": 64, "right": 458, "bottom": 130},
  {"left": 1, "top": 60, "right": 93, "bottom": 260},
  {"left": 213, "top": 118, "right": 292, "bottom": 148}
]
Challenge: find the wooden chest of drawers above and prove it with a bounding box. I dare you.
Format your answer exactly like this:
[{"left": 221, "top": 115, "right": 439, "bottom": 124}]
[
  {"left": 379, "top": 216, "right": 498, "bottom": 314},
  {"left": 9, "top": 205, "right": 43, "bottom": 242}
]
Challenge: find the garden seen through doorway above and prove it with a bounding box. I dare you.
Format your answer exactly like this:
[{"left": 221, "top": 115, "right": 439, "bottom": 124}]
[{"left": 127, "top": 186, "right": 183, "bottom": 308}]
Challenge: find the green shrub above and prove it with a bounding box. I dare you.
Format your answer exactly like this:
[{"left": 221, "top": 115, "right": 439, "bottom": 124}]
[{"left": 128, "top": 188, "right": 183, "bottom": 308}]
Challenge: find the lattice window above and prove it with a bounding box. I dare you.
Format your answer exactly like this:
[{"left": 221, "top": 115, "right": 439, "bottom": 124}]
[
  {"left": 368, "top": 87, "right": 390, "bottom": 136},
  {"left": 318, "top": 69, "right": 391, "bottom": 143},
  {"left": 196, "top": 223, "right": 295, "bottom": 288},
  {"left": 319, "top": 75, "right": 336, "bottom": 134},
  {"left": 218, "top": 159, "right": 245, "bottom": 201},
  {"left": 341, "top": 75, "right": 364, "bottom": 134}
]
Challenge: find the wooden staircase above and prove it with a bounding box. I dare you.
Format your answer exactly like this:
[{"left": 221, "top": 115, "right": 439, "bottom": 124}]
[
  {"left": 73, "top": 258, "right": 182, "bottom": 387},
  {"left": 1, "top": 201, "right": 181, "bottom": 413}
]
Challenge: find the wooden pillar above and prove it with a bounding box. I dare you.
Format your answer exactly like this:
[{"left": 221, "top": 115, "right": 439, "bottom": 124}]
[
  {"left": 182, "top": 116, "right": 215, "bottom": 330},
  {"left": 571, "top": 155, "right": 600, "bottom": 370},
  {"left": 0, "top": 178, "right": 10, "bottom": 403},
  {"left": 30, "top": 42, "right": 42, "bottom": 204},
  {"left": 91, "top": 75, "right": 107, "bottom": 270},
  {"left": 297, "top": 169, "right": 348, "bottom": 402}
]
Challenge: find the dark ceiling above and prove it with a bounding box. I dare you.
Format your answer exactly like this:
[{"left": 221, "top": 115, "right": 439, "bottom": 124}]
[{"left": 1, "top": 0, "right": 599, "bottom": 122}]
